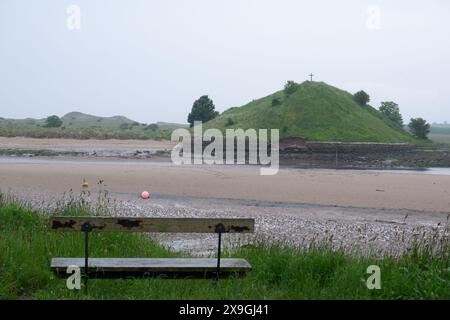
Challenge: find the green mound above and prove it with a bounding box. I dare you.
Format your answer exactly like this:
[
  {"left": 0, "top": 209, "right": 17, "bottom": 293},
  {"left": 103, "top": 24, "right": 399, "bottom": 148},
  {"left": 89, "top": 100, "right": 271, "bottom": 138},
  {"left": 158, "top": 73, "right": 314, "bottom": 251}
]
[{"left": 204, "top": 81, "right": 416, "bottom": 143}]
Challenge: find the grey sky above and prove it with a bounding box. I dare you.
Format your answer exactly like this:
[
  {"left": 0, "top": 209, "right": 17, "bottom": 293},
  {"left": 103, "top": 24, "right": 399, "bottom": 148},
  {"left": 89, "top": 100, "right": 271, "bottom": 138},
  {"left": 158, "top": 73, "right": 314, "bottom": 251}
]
[{"left": 1, "top": 0, "right": 449, "bottom": 124}]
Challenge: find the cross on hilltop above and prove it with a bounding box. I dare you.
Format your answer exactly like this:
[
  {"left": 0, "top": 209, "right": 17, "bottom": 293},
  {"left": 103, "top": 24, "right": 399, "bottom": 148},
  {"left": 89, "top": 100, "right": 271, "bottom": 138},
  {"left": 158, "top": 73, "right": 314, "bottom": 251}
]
[{"left": 309, "top": 73, "right": 314, "bottom": 81}]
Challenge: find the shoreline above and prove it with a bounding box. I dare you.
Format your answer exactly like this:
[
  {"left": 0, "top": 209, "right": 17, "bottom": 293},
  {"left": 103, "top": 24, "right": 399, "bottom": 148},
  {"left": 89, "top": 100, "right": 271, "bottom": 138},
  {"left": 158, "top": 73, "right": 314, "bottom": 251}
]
[
  {"left": 1, "top": 136, "right": 450, "bottom": 169},
  {"left": 1, "top": 155, "right": 450, "bottom": 177}
]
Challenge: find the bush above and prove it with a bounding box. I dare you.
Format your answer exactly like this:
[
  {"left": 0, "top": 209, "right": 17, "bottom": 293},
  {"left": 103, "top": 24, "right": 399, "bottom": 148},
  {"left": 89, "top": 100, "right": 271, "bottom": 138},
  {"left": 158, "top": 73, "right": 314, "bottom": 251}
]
[
  {"left": 145, "top": 124, "right": 159, "bottom": 131},
  {"left": 284, "top": 81, "right": 298, "bottom": 95},
  {"left": 271, "top": 98, "right": 281, "bottom": 106},
  {"left": 44, "top": 115, "right": 63, "bottom": 128},
  {"left": 226, "top": 118, "right": 235, "bottom": 127},
  {"left": 408, "top": 118, "right": 430, "bottom": 139},
  {"left": 353, "top": 91, "right": 370, "bottom": 106},
  {"left": 119, "top": 123, "right": 131, "bottom": 130}
]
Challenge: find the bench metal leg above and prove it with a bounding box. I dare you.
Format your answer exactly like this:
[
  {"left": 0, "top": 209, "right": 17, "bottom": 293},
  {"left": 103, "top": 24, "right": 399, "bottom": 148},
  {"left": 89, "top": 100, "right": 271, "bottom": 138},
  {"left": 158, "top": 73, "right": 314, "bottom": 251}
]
[
  {"left": 81, "top": 222, "right": 92, "bottom": 293},
  {"left": 216, "top": 231, "right": 222, "bottom": 282},
  {"left": 215, "top": 223, "right": 225, "bottom": 283},
  {"left": 84, "top": 230, "right": 89, "bottom": 293}
]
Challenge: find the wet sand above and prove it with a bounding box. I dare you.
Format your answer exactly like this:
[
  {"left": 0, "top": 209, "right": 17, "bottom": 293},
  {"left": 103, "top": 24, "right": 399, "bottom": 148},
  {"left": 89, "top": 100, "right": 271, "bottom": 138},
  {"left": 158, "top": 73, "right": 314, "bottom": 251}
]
[
  {"left": 0, "top": 159, "right": 449, "bottom": 213},
  {"left": 0, "top": 137, "right": 176, "bottom": 150}
]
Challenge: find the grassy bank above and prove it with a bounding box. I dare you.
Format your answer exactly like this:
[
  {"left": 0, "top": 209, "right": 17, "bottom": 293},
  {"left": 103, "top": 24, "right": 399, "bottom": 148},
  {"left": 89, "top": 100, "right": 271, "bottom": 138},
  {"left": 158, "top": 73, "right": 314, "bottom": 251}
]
[{"left": 0, "top": 199, "right": 448, "bottom": 300}]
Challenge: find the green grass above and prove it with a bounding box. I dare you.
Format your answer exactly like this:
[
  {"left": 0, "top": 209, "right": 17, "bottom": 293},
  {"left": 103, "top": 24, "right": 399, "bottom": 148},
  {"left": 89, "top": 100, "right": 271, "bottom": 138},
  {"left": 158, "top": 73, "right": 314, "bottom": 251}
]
[
  {"left": 0, "top": 199, "right": 448, "bottom": 300},
  {"left": 203, "top": 81, "right": 418, "bottom": 143},
  {"left": 0, "top": 112, "right": 187, "bottom": 140}
]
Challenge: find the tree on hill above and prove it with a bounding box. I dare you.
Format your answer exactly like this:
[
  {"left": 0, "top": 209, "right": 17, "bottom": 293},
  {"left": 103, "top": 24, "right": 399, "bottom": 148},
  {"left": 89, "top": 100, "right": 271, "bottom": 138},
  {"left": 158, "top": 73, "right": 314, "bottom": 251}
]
[
  {"left": 408, "top": 118, "right": 430, "bottom": 139},
  {"left": 284, "top": 81, "right": 298, "bottom": 95},
  {"left": 379, "top": 101, "right": 403, "bottom": 127},
  {"left": 187, "top": 95, "right": 219, "bottom": 127},
  {"left": 353, "top": 90, "right": 370, "bottom": 106},
  {"left": 44, "top": 115, "right": 63, "bottom": 128}
]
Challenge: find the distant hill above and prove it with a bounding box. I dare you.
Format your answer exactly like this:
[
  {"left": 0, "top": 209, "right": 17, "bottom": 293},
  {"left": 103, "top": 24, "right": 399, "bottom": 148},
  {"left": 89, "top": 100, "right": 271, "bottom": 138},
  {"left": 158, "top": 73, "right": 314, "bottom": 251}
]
[
  {"left": 203, "top": 81, "right": 417, "bottom": 143},
  {"left": 0, "top": 111, "right": 139, "bottom": 126},
  {"left": 156, "top": 122, "right": 189, "bottom": 130},
  {"left": 431, "top": 123, "right": 450, "bottom": 132},
  {"left": 0, "top": 112, "right": 187, "bottom": 140},
  {"left": 430, "top": 123, "right": 450, "bottom": 145},
  {"left": 61, "top": 112, "right": 136, "bottom": 127}
]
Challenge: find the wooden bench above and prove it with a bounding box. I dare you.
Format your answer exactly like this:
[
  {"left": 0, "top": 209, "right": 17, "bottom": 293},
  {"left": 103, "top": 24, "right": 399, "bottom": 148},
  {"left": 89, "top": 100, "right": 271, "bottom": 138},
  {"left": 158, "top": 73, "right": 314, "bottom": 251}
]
[{"left": 49, "top": 217, "right": 254, "bottom": 281}]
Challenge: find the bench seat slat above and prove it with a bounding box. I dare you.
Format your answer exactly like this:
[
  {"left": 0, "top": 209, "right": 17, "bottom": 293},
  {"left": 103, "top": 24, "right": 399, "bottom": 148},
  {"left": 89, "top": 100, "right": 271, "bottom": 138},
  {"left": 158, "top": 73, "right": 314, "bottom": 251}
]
[{"left": 51, "top": 258, "right": 252, "bottom": 278}]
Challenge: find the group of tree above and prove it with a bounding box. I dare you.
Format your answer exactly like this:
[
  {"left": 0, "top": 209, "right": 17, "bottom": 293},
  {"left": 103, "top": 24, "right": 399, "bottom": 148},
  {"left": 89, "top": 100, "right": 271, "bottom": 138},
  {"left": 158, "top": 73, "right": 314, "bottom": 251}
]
[{"left": 354, "top": 90, "right": 431, "bottom": 140}]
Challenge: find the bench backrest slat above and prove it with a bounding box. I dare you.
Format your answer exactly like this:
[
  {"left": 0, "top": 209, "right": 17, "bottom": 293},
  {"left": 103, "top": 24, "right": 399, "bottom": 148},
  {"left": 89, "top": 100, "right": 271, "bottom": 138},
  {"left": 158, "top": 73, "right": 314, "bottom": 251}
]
[{"left": 50, "top": 217, "right": 254, "bottom": 234}]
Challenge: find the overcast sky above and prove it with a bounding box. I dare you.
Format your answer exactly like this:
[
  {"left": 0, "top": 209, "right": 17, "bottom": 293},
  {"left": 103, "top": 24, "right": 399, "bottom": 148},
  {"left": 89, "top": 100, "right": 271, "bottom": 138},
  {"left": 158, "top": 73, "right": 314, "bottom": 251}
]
[{"left": 1, "top": 0, "right": 449, "bottom": 124}]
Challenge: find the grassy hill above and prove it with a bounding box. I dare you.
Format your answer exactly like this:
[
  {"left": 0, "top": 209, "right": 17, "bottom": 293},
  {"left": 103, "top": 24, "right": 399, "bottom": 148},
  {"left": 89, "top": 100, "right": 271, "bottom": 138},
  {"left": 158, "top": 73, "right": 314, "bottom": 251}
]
[
  {"left": 0, "top": 112, "right": 187, "bottom": 140},
  {"left": 204, "top": 81, "right": 417, "bottom": 143}
]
